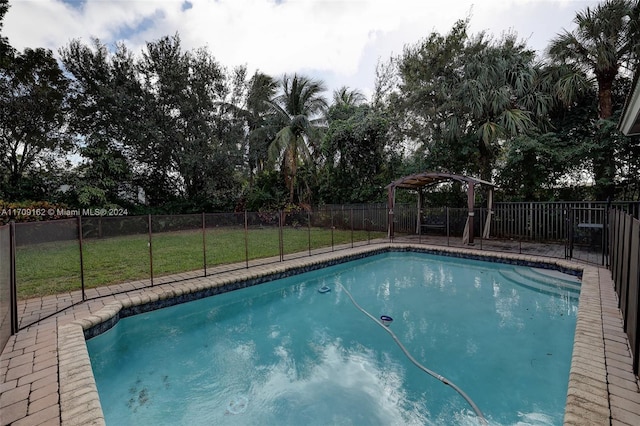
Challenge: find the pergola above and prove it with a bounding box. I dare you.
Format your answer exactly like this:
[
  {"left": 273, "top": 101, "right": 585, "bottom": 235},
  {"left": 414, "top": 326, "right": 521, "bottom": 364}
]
[{"left": 386, "top": 172, "right": 497, "bottom": 244}]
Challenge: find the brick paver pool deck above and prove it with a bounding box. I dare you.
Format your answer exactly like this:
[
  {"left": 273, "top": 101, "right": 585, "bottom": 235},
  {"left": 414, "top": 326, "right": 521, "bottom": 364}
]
[{"left": 1, "top": 242, "right": 639, "bottom": 425}]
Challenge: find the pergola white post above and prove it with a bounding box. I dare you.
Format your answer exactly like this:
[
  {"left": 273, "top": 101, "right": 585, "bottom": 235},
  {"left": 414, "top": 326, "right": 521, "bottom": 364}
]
[
  {"left": 387, "top": 185, "right": 395, "bottom": 238},
  {"left": 462, "top": 183, "right": 475, "bottom": 245},
  {"left": 482, "top": 188, "right": 494, "bottom": 239},
  {"left": 416, "top": 190, "right": 423, "bottom": 234}
]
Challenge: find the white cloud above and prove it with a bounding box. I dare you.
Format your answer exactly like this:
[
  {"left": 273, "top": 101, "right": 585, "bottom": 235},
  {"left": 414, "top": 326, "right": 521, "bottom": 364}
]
[{"left": 3, "top": 0, "right": 601, "bottom": 96}]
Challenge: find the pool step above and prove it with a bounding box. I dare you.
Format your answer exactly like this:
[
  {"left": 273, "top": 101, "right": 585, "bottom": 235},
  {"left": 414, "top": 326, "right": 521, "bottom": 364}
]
[
  {"left": 499, "top": 270, "right": 580, "bottom": 298},
  {"left": 513, "top": 267, "right": 581, "bottom": 290}
]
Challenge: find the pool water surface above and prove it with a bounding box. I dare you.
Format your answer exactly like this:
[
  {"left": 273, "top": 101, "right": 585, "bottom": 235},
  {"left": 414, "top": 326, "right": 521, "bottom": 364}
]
[{"left": 87, "top": 252, "right": 579, "bottom": 425}]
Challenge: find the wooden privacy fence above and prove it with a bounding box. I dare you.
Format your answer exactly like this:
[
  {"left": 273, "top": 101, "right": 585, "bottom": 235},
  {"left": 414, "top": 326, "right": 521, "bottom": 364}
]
[{"left": 610, "top": 208, "right": 640, "bottom": 375}]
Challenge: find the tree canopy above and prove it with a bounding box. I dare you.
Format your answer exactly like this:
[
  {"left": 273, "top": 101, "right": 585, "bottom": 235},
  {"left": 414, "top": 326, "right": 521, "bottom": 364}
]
[
  {"left": 547, "top": 0, "right": 640, "bottom": 198},
  {"left": 1, "top": 0, "right": 639, "bottom": 212}
]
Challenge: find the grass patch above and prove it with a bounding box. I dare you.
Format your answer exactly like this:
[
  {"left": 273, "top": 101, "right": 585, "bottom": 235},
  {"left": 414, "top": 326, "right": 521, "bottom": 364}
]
[{"left": 16, "top": 227, "right": 384, "bottom": 299}]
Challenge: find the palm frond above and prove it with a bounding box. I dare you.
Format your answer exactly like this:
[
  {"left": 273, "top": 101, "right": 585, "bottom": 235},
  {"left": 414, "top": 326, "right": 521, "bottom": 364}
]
[{"left": 268, "top": 126, "right": 294, "bottom": 166}]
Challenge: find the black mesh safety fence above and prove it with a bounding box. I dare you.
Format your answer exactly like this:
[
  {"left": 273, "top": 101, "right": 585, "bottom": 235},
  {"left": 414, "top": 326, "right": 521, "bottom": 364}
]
[
  {"left": 281, "top": 209, "right": 314, "bottom": 260},
  {"left": 5, "top": 202, "right": 622, "bottom": 332},
  {"left": 0, "top": 224, "right": 14, "bottom": 353},
  {"left": 390, "top": 203, "right": 416, "bottom": 240},
  {"left": 80, "top": 215, "right": 150, "bottom": 292},
  {"left": 398, "top": 206, "right": 573, "bottom": 261},
  {"left": 310, "top": 207, "right": 388, "bottom": 251},
  {"left": 308, "top": 209, "right": 334, "bottom": 257},
  {"left": 14, "top": 219, "right": 82, "bottom": 305},
  {"left": 151, "top": 214, "right": 204, "bottom": 281},
  {"left": 82, "top": 215, "right": 149, "bottom": 239},
  {"left": 349, "top": 208, "right": 382, "bottom": 248},
  {"left": 205, "top": 212, "right": 249, "bottom": 270},
  {"left": 610, "top": 208, "right": 640, "bottom": 375},
  {"left": 245, "top": 211, "right": 281, "bottom": 265}
]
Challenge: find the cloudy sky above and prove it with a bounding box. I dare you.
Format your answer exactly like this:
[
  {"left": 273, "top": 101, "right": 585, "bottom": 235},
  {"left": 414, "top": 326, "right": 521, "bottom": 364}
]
[{"left": 3, "top": 0, "right": 600, "bottom": 98}]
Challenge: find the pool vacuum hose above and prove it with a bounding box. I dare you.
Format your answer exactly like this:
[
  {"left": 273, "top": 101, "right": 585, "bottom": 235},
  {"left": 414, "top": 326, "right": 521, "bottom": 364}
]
[{"left": 333, "top": 282, "right": 488, "bottom": 425}]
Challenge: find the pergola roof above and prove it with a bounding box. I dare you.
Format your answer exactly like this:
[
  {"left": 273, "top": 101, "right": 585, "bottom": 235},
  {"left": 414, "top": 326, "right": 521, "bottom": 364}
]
[{"left": 386, "top": 172, "right": 497, "bottom": 191}]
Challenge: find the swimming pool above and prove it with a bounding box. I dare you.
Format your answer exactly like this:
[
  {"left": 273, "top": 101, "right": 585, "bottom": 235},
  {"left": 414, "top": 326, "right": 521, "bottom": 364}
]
[{"left": 86, "top": 251, "right": 580, "bottom": 425}]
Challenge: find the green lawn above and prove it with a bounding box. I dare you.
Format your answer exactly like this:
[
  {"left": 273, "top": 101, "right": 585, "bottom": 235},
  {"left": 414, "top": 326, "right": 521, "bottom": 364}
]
[{"left": 16, "top": 227, "right": 384, "bottom": 299}]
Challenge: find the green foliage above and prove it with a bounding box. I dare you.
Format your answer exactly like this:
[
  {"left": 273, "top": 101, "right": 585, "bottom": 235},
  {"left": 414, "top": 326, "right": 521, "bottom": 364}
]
[
  {"left": 0, "top": 45, "right": 70, "bottom": 201},
  {"left": 497, "top": 134, "right": 574, "bottom": 200},
  {"left": 547, "top": 0, "right": 640, "bottom": 198},
  {"left": 0, "top": 200, "right": 72, "bottom": 224},
  {"left": 2, "top": 3, "right": 640, "bottom": 211},
  {"left": 243, "top": 170, "right": 288, "bottom": 211},
  {"left": 245, "top": 72, "right": 279, "bottom": 180},
  {"left": 394, "top": 19, "right": 551, "bottom": 181},
  {"left": 318, "top": 103, "right": 390, "bottom": 203},
  {"left": 59, "top": 35, "right": 245, "bottom": 211},
  {"left": 266, "top": 74, "right": 328, "bottom": 203},
  {"left": 332, "top": 86, "right": 366, "bottom": 107},
  {"left": 59, "top": 39, "right": 139, "bottom": 209},
  {"left": 135, "top": 35, "right": 243, "bottom": 208},
  {"left": 0, "top": 0, "right": 10, "bottom": 65}
]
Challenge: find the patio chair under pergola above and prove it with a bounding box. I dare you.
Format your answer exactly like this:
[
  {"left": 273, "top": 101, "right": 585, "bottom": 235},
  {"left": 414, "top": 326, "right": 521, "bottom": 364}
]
[{"left": 386, "top": 172, "right": 497, "bottom": 244}]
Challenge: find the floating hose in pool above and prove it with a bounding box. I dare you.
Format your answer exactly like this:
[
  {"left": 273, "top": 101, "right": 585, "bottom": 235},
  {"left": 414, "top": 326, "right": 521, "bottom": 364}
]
[{"left": 335, "top": 283, "right": 488, "bottom": 425}]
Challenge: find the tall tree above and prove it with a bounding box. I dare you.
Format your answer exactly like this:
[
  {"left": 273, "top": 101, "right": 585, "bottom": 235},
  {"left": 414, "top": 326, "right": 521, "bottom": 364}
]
[
  {"left": 319, "top": 101, "right": 389, "bottom": 203},
  {"left": 136, "top": 34, "right": 242, "bottom": 209},
  {"left": 245, "top": 72, "right": 278, "bottom": 180},
  {"left": 547, "top": 0, "right": 640, "bottom": 197},
  {"left": 60, "top": 39, "right": 140, "bottom": 207},
  {"left": 267, "top": 74, "right": 327, "bottom": 203},
  {"left": 332, "top": 86, "right": 366, "bottom": 108},
  {"left": 395, "top": 19, "right": 551, "bottom": 181},
  {"left": 0, "top": 47, "right": 70, "bottom": 200},
  {"left": 0, "top": 0, "right": 11, "bottom": 65}
]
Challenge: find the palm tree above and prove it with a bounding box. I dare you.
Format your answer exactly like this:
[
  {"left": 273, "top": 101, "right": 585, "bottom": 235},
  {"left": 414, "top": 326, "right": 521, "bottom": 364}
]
[
  {"left": 547, "top": 0, "right": 639, "bottom": 196},
  {"left": 458, "top": 35, "right": 550, "bottom": 180},
  {"left": 397, "top": 20, "right": 552, "bottom": 181},
  {"left": 245, "top": 72, "right": 278, "bottom": 178},
  {"left": 267, "top": 73, "right": 327, "bottom": 203},
  {"left": 332, "top": 86, "right": 366, "bottom": 107},
  {"left": 548, "top": 0, "right": 638, "bottom": 119}
]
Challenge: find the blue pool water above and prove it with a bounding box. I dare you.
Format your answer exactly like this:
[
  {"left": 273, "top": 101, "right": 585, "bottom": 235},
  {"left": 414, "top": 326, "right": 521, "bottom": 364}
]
[{"left": 87, "top": 252, "right": 580, "bottom": 425}]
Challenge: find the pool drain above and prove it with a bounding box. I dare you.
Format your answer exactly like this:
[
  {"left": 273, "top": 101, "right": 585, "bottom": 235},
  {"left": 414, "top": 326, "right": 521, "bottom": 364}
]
[
  {"left": 318, "top": 285, "right": 331, "bottom": 293},
  {"left": 226, "top": 395, "right": 248, "bottom": 415}
]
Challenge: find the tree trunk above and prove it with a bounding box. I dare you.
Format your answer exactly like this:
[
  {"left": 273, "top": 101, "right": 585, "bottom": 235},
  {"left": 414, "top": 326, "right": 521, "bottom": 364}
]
[
  {"left": 597, "top": 72, "right": 614, "bottom": 120},
  {"left": 478, "top": 139, "right": 493, "bottom": 182},
  {"left": 285, "top": 147, "right": 296, "bottom": 204},
  {"left": 594, "top": 72, "right": 616, "bottom": 199}
]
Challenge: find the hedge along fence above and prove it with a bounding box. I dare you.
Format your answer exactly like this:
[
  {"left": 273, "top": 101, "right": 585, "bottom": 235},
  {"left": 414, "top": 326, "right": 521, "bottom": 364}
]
[{"left": 0, "top": 200, "right": 73, "bottom": 224}]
